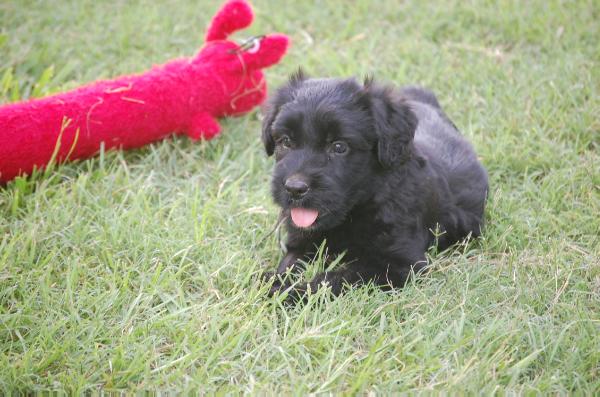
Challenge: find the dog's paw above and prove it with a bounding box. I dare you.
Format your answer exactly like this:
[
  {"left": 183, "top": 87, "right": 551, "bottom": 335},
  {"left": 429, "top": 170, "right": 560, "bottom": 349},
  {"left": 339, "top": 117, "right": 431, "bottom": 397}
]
[
  {"left": 261, "top": 272, "right": 310, "bottom": 304},
  {"left": 267, "top": 280, "right": 290, "bottom": 298},
  {"left": 269, "top": 283, "right": 310, "bottom": 306},
  {"left": 260, "top": 270, "right": 277, "bottom": 282},
  {"left": 260, "top": 271, "right": 289, "bottom": 297}
]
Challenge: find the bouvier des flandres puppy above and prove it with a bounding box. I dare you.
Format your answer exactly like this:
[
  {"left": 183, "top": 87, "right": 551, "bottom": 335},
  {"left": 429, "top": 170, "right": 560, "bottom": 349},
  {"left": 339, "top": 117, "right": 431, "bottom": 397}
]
[{"left": 261, "top": 70, "right": 488, "bottom": 301}]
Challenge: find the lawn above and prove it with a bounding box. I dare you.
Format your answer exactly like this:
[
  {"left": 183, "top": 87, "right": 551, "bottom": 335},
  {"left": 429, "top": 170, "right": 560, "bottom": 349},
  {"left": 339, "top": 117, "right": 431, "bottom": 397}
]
[{"left": 0, "top": 0, "right": 598, "bottom": 393}]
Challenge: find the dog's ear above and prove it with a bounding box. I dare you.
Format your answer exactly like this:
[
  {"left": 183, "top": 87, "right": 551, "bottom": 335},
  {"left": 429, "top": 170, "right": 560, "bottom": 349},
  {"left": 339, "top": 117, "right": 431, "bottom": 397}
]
[
  {"left": 261, "top": 68, "right": 308, "bottom": 156},
  {"left": 364, "top": 79, "right": 418, "bottom": 168}
]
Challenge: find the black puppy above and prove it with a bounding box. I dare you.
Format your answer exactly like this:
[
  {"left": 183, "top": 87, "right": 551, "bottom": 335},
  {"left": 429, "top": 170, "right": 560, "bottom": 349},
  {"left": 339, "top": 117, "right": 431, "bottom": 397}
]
[{"left": 261, "top": 70, "right": 488, "bottom": 300}]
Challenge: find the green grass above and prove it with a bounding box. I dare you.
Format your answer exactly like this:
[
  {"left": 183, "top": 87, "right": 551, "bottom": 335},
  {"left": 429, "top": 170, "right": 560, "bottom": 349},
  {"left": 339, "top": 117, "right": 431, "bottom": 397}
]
[{"left": 1, "top": 0, "right": 598, "bottom": 393}]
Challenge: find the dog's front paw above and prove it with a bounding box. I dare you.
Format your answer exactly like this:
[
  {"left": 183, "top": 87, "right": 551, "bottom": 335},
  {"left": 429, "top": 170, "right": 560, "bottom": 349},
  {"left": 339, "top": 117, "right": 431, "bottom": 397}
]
[
  {"left": 260, "top": 270, "right": 277, "bottom": 283},
  {"left": 269, "top": 283, "right": 310, "bottom": 305},
  {"left": 260, "top": 271, "right": 288, "bottom": 297},
  {"left": 261, "top": 271, "right": 309, "bottom": 304},
  {"left": 267, "top": 280, "right": 293, "bottom": 298}
]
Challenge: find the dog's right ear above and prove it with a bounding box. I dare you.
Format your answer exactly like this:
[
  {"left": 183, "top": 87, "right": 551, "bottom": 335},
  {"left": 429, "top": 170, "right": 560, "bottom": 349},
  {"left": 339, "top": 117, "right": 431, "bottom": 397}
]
[{"left": 261, "top": 68, "right": 307, "bottom": 156}]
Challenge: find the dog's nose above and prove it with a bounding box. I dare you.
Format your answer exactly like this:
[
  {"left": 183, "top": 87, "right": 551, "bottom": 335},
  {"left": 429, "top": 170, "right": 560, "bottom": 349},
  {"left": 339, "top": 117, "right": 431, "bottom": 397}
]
[{"left": 285, "top": 176, "right": 309, "bottom": 198}]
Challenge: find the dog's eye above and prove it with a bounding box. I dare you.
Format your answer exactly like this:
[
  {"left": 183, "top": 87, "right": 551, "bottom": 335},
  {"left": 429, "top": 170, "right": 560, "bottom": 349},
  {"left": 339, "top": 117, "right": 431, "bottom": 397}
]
[
  {"left": 331, "top": 141, "right": 348, "bottom": 155},
  {"left": 277, "top": 135, "right": 292, "bottom": 149}
]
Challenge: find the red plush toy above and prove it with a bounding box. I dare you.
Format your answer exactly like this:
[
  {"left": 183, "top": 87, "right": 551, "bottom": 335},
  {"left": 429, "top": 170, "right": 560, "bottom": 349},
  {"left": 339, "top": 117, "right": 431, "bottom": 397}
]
[{"left": 0, "top": 0, "right": 288, "bottom": 183}]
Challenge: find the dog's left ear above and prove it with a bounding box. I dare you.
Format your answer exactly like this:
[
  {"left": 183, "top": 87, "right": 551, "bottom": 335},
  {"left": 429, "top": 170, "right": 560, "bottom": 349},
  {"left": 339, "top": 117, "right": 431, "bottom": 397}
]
[{"left": 363, "top": 80, "right": 418, "bottom": 168}]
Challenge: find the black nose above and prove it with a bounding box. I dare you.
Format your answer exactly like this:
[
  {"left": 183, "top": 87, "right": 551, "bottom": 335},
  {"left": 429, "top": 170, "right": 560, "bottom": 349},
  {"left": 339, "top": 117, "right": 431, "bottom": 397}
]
[{"left": 285, "top": 176, "right": 309, "bottom": 198}]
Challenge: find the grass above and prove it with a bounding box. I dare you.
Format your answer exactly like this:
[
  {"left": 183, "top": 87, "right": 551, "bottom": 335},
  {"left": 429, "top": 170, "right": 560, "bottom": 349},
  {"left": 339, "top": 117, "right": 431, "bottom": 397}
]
[{"left": 0, "top": 0, "right": 598, "bottom": 393}]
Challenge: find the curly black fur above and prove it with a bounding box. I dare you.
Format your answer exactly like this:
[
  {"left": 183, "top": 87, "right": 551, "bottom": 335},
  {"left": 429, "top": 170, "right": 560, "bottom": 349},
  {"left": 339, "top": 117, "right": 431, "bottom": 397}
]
[{"left": 261, "top": 71, "right": 488, "bottom": 301}]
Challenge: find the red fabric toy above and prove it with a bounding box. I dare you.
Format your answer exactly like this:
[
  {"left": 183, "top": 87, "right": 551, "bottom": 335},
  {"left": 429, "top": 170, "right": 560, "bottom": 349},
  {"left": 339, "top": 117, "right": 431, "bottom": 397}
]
[{"left": 0, "top": 0, "right": 289, "bottom": 183}]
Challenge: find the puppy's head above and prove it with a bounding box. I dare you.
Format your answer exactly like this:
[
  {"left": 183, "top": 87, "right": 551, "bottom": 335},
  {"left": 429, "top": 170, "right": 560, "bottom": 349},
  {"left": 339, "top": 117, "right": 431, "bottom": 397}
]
[{"left": 262, "top": 70, "right": 417, "bottom": 231}]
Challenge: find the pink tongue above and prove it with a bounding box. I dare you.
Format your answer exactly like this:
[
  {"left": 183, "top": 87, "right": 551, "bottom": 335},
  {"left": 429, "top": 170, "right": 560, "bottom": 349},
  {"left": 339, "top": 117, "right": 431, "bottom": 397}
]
[{"left": 290, "top": 208, "right": 319, "bottom": 228}]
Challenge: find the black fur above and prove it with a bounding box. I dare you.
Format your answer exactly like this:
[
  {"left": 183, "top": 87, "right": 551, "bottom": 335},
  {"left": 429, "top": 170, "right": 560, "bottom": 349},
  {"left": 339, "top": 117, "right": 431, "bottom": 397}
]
[{"left": 261, "top": 71, "right": 488, "bottom": 301}]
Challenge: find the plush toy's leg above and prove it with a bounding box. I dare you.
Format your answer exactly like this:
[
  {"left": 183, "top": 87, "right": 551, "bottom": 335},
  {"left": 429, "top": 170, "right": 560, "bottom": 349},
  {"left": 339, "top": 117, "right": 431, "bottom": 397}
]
[
  {"left": 187, "top": 112, "right": 221, "bottom": 140},
  {"left": 205, "top": 0, "right": 253, "bottom": 42}
]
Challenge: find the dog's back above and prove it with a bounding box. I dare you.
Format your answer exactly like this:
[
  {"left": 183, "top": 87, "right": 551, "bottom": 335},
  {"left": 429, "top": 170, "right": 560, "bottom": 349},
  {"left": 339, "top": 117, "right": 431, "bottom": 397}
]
[{"left": 402, "top": 87, "right": 488, "bottom": 233}]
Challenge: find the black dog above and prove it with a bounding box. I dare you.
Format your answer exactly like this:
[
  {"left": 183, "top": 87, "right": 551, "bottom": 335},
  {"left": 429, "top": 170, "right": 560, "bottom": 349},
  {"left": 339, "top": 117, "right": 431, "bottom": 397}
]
[{"left": 261, "top": 70, "right": 488, "bottom": 300}]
